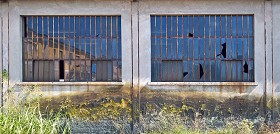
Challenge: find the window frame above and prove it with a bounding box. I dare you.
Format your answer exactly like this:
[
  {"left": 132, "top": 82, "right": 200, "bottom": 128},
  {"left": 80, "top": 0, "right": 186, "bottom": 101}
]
[
  {"left": 22, "top": 15, "right": 122, "bottom": 83},
  {"left": 150, "top": 14, "right": 255, "bottom": 83}
]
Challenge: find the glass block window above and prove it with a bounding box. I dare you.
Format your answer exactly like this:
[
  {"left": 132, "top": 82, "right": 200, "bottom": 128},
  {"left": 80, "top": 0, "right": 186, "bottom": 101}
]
[
  {"left": 23, "top": 16, "right": 122, "bottom": 82},
  {"left": 151, "top": 15, "right": 254, "bottom": 82}
]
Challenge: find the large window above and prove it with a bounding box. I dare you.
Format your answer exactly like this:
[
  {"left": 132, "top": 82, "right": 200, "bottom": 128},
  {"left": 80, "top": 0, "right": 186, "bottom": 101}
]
[
  {"left": 151, "top": 15, "right": 254, "bottom": 82},
  {"left": 23, "top": 16, "right": 122, "bottom": 82}
]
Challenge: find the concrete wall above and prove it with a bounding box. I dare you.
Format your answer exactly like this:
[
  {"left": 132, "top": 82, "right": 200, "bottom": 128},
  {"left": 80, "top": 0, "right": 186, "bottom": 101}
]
[{"left": 0, "top": 0, "right": 279, "bottom": 126}]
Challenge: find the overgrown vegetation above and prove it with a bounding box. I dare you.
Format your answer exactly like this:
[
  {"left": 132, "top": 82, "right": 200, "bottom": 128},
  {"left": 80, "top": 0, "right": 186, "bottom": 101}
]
[
  {"left": 0, "top": 106, "right": 70, "bottom": 134},
  {"left": 0, "top": 70, "right": 280, "bottom": 133},
  {"left": 0, "top": 71, "right": 71, "bottom": 134}
]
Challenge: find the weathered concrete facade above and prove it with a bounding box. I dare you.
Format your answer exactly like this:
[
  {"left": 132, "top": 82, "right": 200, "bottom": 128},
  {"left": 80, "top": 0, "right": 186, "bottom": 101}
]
[{"left": 0, "top": 0, "right": 280, "bottom": 132}]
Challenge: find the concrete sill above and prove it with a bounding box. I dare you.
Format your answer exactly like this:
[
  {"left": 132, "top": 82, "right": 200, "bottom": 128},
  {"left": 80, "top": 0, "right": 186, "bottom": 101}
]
[
  {"left": 148, "top": 82, "right": 258, "bottom": 86},
  {"left": 17, "top": 82, "right": 125, "bottom": 86}
]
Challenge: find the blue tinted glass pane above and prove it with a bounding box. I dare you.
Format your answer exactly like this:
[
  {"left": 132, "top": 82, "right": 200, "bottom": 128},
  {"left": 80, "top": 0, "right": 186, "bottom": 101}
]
[
  {"left": 243, "top": 38, "right": 248, "bottom": 59},
  {"left": 54, "top": 17, "right": 58, "bottom": 37},
  {"left": 172, "top": 16, "right": 177, "bottom": 37},
  {"left": 48, "top": 17, "right": 54, "bottom": 37},
  {"left": 177, "top": 61, "right": 183, "bottom": 81},
  {"left": 188, "top": 38, "right": 193, "bottom": 59},
  {"left": 33, "top": 17, "right": 37, "bottom": 33},
  {"left": 210, "top": 38, "right": 215, "bottom": 59},
  {"left": 91, "top": 17, "right": 96, "bottom": 36},
  {"left": 162, "top": 16, "right": 166, "bottom": 37},
  {"left": 210, "top": 16, "right": 215, "bottom": 37},
  {"left": 210, "top": 60, "right": 215, "bottom": 81},
  {"left": 193, "top": 61, "right": 199, "bottom": 81},
  {"left": 221, "top": 16, "right": 226, "bottom": 37},
  {"left": 96, "top": 39, "right": 101, "bottom": 58},
  {"left": 118, "top": 38, "right": 121, "bottom": 59},
  {"left": 216, "top": 38, "right": 221, "bottom": 58},
  {"left": 199, "top": 16, "right": 204, "bottom": 37},
  {"left": 156, "top": 16, "right": 161, "bottom": 37},
  {"left": 249, "top": 37, "right": 254, "bottom": 59},
  {"left": 112, "top": 39, "right": 117, "bottom": 59},
  {"left": 189, "top": 16, "right": 194, "bottom": 35},
  {"left": 237, "top": 38, "right": 243, "bottom": 58},
  {"left": 75, "top": 17, "right": 80, "bottom": 37},
  {"left": 64, "top": 17, "right": 69, "bottom": 37},
  {"left": 215, "top": 60, "right": 221, "bottom": 81},
  {"left": 92, "top": 63, "right": 96, "bottom": 81},
  {"left": 216, "top": 16, "right": 221, "bottom": 37},
  {"left": 86, "top": 16, "right": 90, "bottom": 37},
  {"left": 183, "top": 38, "right": 188, "bottom": 59},
  {"left": 205, "top": 16, "right": 209, "bottom": 37},
  {"left": 178, "top": 16, "right": 182, "bottom": 37},
  {"left": 249, "top": 16, "right": 254, "bottom": 36},
  {"left": 167, "top": 16, "right": 171, "bottom": 37},
  {"left": 151, "top": 16, "right": 155, "bottom": 37},
  {"left": 167, "top": 38, "right": 172, "bottom": 59},
  {"left": 112, "top": 16, "right": 116, "bottom": 37},
  {"left": 59, "top": 17, "right": 64, "bottom": 36},
  {"left": 69, "top": 17, "right": 74, "bottom": 37},
  {"left": 183, "top": 61, "right": 188, "bottom": 81},
  {"left": 96, "top": 17, "right": 101, "bottom": 36},
  {"left": 27, "top": 16, "right": 33, "bottom": 32},
  {"left": 199, "top": 39, "right": 204, "bottom": 60},
  {"left": 205, "top": 38, "right": 210, "bottom": 59},
  {"left": 178, "top": 38, "right": 183, "bottom": 59},
  {"left": 43, "top": 17, "right": 48, "bottom": 36},
  {"left": 226, "top": 38, "right": 231, "bottom": 58},
  {"left": 162, "top": 38, "right": 166, "bottom": 59},
  {"left": 232, "top": 16, "right": 237, "bottom": 36},
  {"left": 225, "top": 61, "right": 232, "bottom": 81},
  {"left": 117, "top": 16, "right": 121, "bottom": 38},
  {"left": 102, "top": 16, "right": 106, "bottom": 37},
  {"left": 249, "top": 60, "right": 254, "bottom": 81},
  {"left": 91, "top": 39, "right": 96, "bottom": 59},
  {"left": 172, "top": 38, "right": 176, "bottom": 59},
  {"left": 151, "top": 38, "right": 155, "bottom": 59},
  {"left": 188, "top": 61, "right": 193, "bottom": 81},
  {"left": 38, "top": 16, "right": 42, "bottom": 35},
  {"left": 232, "top": 38, "right": 237, "bottom": 59},
  {"left": 227, "top": 16, "right": 231, "bottom": 37},
  {"left": 237, "top": 60, "right": 242, "bottom": 81},
  {"left": 221, "top": 61, "right": 226, "bottom": 81},
  {"left": 183, "top": 16, "right": 189, "bottom": 36},
  {"left": 151, "top": 61, "right": 156, "bottom": 81},
  {"left": 194, "top": 38, "right": 199, "bottom": 59},
  {"left": 243, "top": 15, "right": 248, "bottom": 36},
  {"left": 156, "top": 38, "right": 161, "bottom": 58},
  {"left": 107, "top": 16, "right": 111, "bottom": 37},
  {"left": 102, "top": 39, "right": 106, "bottom": 58},
  {"left": 231, "top": 61, "right": 237, "bottom": 81},
  {"left": 193, "top": 16, "right": 199, "bottom": 37},
  {"left": 237, "top": 16, "right": 243, "bottom": 36},
  {"left": 204, "top": 61, "right": 210, "bottom": 81}
]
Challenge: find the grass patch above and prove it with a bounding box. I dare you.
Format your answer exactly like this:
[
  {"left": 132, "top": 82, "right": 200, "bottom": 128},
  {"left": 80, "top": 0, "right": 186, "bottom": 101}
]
[{"left": 0, "top": 105, "right": 70, "bottom": 134}]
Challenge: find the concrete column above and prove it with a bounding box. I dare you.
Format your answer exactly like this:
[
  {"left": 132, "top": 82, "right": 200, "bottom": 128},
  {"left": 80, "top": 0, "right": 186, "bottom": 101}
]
[
  {"left": 130, "top": 1, "right": 140, "bottom": 132},
  {"left": 0, "top": 1, "right": 9, "bottom": 109},
  {"left": 264, "top": 0, "right": 273, "bottom": 119},
  {"left": 272, "top": 0, "right": 280, "bottom": 120}
]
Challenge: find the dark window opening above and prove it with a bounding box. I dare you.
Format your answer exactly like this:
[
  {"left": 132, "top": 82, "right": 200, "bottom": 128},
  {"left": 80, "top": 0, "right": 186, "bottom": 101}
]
[
  {"left": 59, "top": 60, "right": 64, "bottom": 80},
  {"left": 23, "top": 16, "right": 122, "bottom": 82},
  {"left": 151, "top": 15, "right": 254, "bottom": 82}
]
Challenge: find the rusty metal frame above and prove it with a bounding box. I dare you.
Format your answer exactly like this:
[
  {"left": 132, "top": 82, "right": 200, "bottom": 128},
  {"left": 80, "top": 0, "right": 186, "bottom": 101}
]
[
  {"left": 151, "top": 15, "right": 254, "bottom": 82},
  {"left": 22, "top": 15, "right": 122, "bottom": 82}
]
